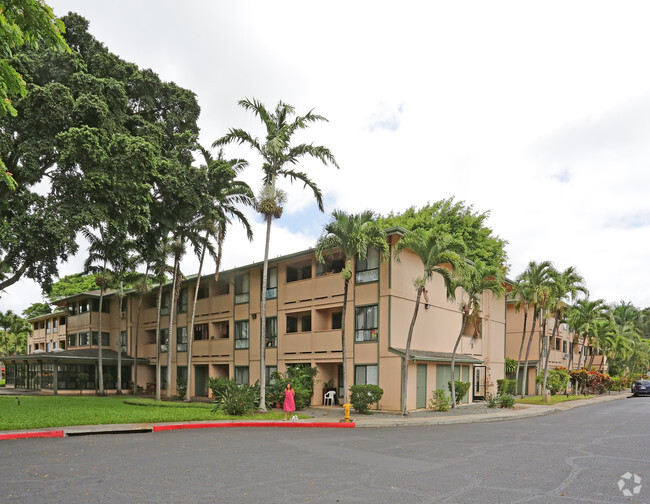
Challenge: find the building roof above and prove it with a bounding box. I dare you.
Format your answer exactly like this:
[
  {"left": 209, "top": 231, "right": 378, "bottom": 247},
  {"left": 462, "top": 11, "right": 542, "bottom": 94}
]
[
  {"left": 389, "top": 347, "right": 484, "bottom": 364},
  {"left": 3, "top": 348, "right": 149, "bottom": 365}
]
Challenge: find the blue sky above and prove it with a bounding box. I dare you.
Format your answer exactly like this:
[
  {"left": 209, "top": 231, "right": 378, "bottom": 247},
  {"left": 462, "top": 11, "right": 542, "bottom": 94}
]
[{"left": 3, "top": 0, "right": 650, "bottom": 314}]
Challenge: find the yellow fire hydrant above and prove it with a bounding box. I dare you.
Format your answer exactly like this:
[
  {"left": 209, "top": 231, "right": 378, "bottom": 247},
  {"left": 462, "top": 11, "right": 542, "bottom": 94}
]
[{"left": 343, "top": 403, "right": 352, "bottom": 422}]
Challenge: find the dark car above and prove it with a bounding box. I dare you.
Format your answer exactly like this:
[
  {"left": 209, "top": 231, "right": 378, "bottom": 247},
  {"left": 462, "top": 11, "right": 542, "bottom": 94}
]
[{"left": 631, "top": 379, "right": 650, "bottom": 397}]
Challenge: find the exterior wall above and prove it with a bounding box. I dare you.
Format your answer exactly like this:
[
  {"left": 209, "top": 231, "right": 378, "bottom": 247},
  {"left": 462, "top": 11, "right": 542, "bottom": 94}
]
[{"left": 28, "top": 312, "right": 67, "bottom": 353}]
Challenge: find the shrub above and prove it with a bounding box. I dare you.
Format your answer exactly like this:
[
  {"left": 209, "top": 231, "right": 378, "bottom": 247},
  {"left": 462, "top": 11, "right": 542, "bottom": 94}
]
[
  {"left": 497, "top": 393, "right": 515, "bottom": 408},
  {"left": 429, "top": 388, "right": 450, "bottom": 412},
  {"left": 536, "top": 368, "right": 570, "bottom": 395},
  {"left": 497, "top": 379, "right": 517, "bottom": 396},
  {"left": 486, "top": 394, "right": 499, "bottom": 408},
  {"left": 447, "top": 380, "right": 471, "bottom": 404},
  {"left": 349, "top": 384, "right": 383, "bottom": 414},
  {"left": 176, "top": 377, "right": 187, "bottom": 399},
  {"left": 505, "top": 358, "right": 517, "bottom": 379},
  {"left": 213, "top": 381, "right": 259, "bottom": 415},
  {"left": 267, "top": 366, "right": 319, "bottom": 410},
  {"left": 209, "top": 377, "right": 235, "bottom": 404},
  {"left": 0, "top": 379, "right": 5, "bottom": 387}
]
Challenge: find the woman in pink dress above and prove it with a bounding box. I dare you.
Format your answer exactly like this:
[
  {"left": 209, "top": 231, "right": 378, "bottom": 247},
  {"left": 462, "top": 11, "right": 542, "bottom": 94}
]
[{"left": 283, "top": 383, "right": 295, "bottom": 421}]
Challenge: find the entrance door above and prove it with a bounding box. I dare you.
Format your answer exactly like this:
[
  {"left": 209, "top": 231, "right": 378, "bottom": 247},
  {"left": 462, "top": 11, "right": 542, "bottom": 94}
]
[
  {"left": 416, "top": 364, "right": 427, "bottom": 409},
  {"left": 473, "top": 365, "right": 487, "bottom": 400},
  {"left": 194, "top": 365, "right": 208, "bottom": 397}
]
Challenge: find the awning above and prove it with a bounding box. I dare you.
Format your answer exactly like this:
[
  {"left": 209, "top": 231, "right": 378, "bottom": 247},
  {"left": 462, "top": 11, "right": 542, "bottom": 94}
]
[
  {"left": 4, "top": 348, "right": 149, "bottom": 366},
  {"left": 389, "top": 347, "right": 484, "bottom": 364}
]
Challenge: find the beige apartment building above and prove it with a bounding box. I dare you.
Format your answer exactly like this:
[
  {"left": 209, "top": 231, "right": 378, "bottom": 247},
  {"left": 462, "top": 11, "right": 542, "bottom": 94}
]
[
  {"left": 506, "top": 303, "right": 607, "bottom": 395},
  {"left": 10, "top": 228, "right": 508, "bottom": 411}
]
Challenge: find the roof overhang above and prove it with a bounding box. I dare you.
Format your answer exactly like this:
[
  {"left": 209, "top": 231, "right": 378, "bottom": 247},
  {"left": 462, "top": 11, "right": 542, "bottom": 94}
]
[{"left": 389, "top": 347, "right": 484, "bottom": 364}]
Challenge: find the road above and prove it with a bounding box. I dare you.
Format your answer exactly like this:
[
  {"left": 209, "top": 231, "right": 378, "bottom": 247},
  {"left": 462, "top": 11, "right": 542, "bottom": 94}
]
[{"left": 1, "top": 397, "right": 648, "bottom": 504}]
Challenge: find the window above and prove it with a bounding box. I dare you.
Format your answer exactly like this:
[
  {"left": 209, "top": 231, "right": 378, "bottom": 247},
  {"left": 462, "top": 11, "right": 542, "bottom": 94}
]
[
  {"left": 91, "top": 332, "right": 110, "bottom": 346},
  {"left": 215, "top": 321, "right": 229, "bottom": 339},
  {"left": 177, "top": 326, "right": 188, "bottom": 352},
  {"left": 197, "top": 285, "right": 210, "bottom": 299},
  {"left": 355, "top": 365, "right": 378, "bottom": 385},
  {"left": 286, "top": 312, "right": 311, "bottom": 334},
  {"left": 235, "top": 274, "right": 250, "bottom": 304},
  {"left": 235, "top": 320, "right": 249, "bottom": 349},
  {"left": 67, "top": 333, "right": 77, "bottom": 348},
  {"left": 215, "top": 279, "right": 230, "bottom": 296},
  {"left": 356, "top": 247, "right": 380, "bottom": 283},
  {"left": 316, "top": 255, "right": 345, "bottom": 276},
  {"left": 266, "top": 366, "right": 278, "bottom": 384},
  {"left": 79, "top": 332, "right": 89, "bottom": 346},
  {"left": 177, "top": 366, "right": 187, "bottom": 383},
  {"left": 355, "top": 305, "right": 378, "bottom": 342},
  {"left": 161, "top": 366, "right": 167, "bottom": 390},
  {"left": 53, "top": 341, "right": 58, "bottom": 350},
  {"left": 177, "top": 289, "right": 188, "bottom": 314},
  {"left": 91, "top": 298, "right": 110, "bottom": 313},
  {"left": 46, "top": 320, "right": 51, "bottom": 334},
  {"left": 287, "top": 263, "right": 312, "bottom": 283},
  {"left": 264, "top": 268, "right": 278, "bottom": 299},
  {"left": 235, "top": 366, "right": 249, "bottom": 385},
  {"left": 301, "top": 314, "right": 312, "bottom": 332},
  {"left": 194, "top": 323, "right": 209, "bottom": 341},
  {"left": 32, "top": 322, "right": 38, "bottom": 331},
  {"left": 331, "top": 312, "right": 343, "bottom": 330},
  {"left": 563, "top": 341, "right": 567, "bottom": 353},
  {"left": 46, "top": 342, "right": 50, "bottom": 352},
  {"left": 286, "top": 316, "right": 298, "bottom": 333},
  {"left": 67, "top": 303, "right": 77, "bottom": 317},
  {"left": 161, "top": 292, "right": 170, "bottom": 316},
  {"left": 119, "top": 331, "right": 128, "bottom": 349},
  {"left": 53, "top": 319, "right": 58, "bottom": 333},
  {"left": 265, "top": 317, "right": 278, "bottom": 347},
  {"left": 59, "top": 316, "right": 66, "bottom": 326},
  {"left": 569, "top": 342, "right": 574, "bottom": 354},
  {"left": 555, "top": 338, "right": 561, "bottom": 351},
  {"left": 160, "top": 329, "right": 169, "bottom": 353}
]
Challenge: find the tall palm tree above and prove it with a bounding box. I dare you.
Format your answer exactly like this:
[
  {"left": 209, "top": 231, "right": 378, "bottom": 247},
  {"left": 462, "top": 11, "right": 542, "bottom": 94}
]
[
  {"left": 450, "top": 261, "right": 505, "bottom": 408},
  {"left": 185, "top": 148, "right": 253, "bottom": 402},
  {"left": 214, "top": 98, "right": 339, "bottom": 410},
  {"left": 567, "top": 298, "right": 608, "bottom": 372},
  {"left": 315, "top": 210, "right": 388, "bottom": 404},
  {"left": 509, "top": 279, "right": 531, "bottom": 393},
  {"left": 541, "top": 266, "right": 587, "bottom": 390},
  {"left": 393, "top": 228, "right": 465, "bottom": 416},
  {"left": 10, "top": 315, "right": 32, "bottom": 355},
  {"left": 517, "top": 261, "right": 554, "bottom": 397}
]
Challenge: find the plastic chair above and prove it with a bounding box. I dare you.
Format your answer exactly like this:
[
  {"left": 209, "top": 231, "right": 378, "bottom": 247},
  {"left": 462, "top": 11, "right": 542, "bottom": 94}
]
[{"left": 323, "top": 390, "right": 336, "bottom": 406}]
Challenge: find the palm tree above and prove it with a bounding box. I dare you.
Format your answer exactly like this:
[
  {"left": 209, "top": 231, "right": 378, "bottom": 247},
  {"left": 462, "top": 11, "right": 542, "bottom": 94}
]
[
  {"left": 517, "top": 261, "right": 554, "bottom": 397},
  {"left": 0, "top": 310, "right": 17, "bottom": 357},
  {"left": 185, "top": 148, "right": 253, "bottom": 402},
  {"left": 541, "top": 266, "right": 587, "bottom": 390},
  {"left": 567, "top": 298, "right": 608, "bottom": 372},
  {"left": 450, "top": 261, "right": 505, "bottom": 408},
  {"left": 214, "top": 98, "right": 339, "bottom": 410},
  {"left": 131, "top": 270, "right": 152, "bottom": 395},
  {"left": 509, "top": 279, "right": 531, "bottom": 393},
  {"left": 315, "top": 210, "right": 388, "bottom": 404},
  {"left": 10, "top": 316, "right": 32, "bottom": 355},
  {"left": 393, "top": 228, "right": 465, "bottom": 415}
]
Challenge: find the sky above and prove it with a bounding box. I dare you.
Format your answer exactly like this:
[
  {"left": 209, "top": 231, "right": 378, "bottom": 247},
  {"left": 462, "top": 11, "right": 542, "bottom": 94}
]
[{"left": 3, "top": 0, "right": 650, "bottom": 315}]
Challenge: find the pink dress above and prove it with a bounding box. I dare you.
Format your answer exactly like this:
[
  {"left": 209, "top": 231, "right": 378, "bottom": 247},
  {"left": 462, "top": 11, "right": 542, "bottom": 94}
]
[{"left": 283, "top": 388, "right": 295, "bottom": 413}]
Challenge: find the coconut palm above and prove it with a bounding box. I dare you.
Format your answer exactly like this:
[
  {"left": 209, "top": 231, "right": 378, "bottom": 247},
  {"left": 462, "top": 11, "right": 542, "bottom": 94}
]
[
  {"left": 214, "top": 98, "right": 339, "bottom": 410},
  {"left": 509, "top": 279, "right": 531, "bottom": 393},
  {"left": 517, "top": 261, "right": 554, "bottom": 397},
  {"left": 567, "top": 298, "right": 608, "bottom": 372},
  {"left": 315, "top": 210, "right": 388, "bottom": 404},
  {"left": 450, "top": 261, "right": 505, "bottom": 407},
  {"left": 541, "top": 266, "right": 587, "bottom": 390},
  {"left": 393, "top": 228, "right": 465, "bottom": 415}
]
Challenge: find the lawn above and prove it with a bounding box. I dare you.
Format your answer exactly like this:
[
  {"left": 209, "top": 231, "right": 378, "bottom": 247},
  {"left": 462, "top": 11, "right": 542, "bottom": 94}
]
[
  {"left": 0, "top": 396, "right": 306, "bottom": 431},
  {"left": 516, "top": 394, "right": 594, "bottom": 405}
]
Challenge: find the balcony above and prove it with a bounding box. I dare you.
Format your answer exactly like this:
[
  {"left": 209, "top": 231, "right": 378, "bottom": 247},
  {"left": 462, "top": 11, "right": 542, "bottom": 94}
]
[{"left": 281, "top": 329, "right": 341, "bottom": 355}]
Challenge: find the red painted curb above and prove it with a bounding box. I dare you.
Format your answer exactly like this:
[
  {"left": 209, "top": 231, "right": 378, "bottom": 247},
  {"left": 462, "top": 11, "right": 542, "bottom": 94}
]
[
  {"left": 0, "top": 430, "right": 64, "bottom": 440},
  {"left": 153, "top": 422, "right": 355, "bottom": 432}
]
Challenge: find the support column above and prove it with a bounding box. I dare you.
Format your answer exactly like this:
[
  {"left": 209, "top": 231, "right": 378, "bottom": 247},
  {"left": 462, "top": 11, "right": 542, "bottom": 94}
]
[{"left": 53, "top": 363, "right": 58, "bottom": 395}]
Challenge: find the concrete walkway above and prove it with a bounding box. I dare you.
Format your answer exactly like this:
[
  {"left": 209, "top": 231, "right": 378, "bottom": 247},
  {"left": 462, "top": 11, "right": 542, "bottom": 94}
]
[{"left": 0, "top": 391, "right": 630, "bottom": 440}]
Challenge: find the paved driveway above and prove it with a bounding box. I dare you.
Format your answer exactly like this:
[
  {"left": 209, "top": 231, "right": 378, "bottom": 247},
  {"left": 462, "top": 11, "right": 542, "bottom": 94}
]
[{"left": 1, "top": 397, "right": 648, "bottom": 503}]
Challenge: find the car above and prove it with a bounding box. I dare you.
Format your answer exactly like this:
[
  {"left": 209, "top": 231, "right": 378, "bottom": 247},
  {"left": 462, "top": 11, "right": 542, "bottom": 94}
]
[{"left": 631, "top": 379, "right": 650, "bottom": 397}]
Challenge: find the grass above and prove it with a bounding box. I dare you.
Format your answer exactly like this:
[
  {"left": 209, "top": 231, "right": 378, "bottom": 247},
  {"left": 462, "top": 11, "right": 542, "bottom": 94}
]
[
  {"left": 0, "top": 396, "right": 308, "bottom": 431},
  {"left": 516, "top": 394, "right": 594, "bottom": 405}
]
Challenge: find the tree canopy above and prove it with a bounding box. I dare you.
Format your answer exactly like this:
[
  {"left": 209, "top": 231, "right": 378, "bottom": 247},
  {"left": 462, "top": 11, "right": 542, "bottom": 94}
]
[{"left": 377, "top": 197, "right": 508, "bottom": 271}]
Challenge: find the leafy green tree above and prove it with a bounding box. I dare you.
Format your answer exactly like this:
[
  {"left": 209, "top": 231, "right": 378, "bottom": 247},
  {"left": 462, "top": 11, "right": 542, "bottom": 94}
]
[
  {"left": 377, "top": 198, "right": 508, "bottom": 270},
  {"left": 450, "top": 261, "right": 505, "bottom": 407},
  {"left": 215, "top": 98, "right": 339, "bottom": 411},
  {"left": 47, "top": 273, "right": 100, "bottom": 302},
  {"left": 0, "top": 310, "right": 17, "bottom": 356},
  {"left": 0, "top": 0, "right": 69, "bottom": 189},
  {"left": 393, "top": 228, "right": 465, "bottom": 415},
  {"left": 315, "top": 210, "right": 388, "bottom": 404},
  {"left": 22, "top": 302, "right": 52, "bottom": 319}
]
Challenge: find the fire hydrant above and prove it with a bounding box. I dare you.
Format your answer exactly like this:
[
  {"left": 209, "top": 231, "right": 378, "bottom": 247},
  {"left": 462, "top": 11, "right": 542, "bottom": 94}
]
[{"left": 343, "top": 402, "right": 352, "bottom": 422}]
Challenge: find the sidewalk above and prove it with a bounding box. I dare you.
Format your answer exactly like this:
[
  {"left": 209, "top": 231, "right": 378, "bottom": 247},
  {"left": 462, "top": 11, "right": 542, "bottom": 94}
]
[{"left": 0, "top": 391, "right": 630, "bottom": 440}]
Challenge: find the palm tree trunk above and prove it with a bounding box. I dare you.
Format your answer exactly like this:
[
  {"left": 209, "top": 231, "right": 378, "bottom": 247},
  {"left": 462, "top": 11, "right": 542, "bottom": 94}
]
[
  {"left": 133, "top": 269, "right": 149, "bottom": 396},
  {"left": 155, "top": 279, "right": 163, "bottom": 401},
  {"left": 341, "top": 275, "right": 350, "bottom": 404},
  {"left": 451, "top": 312, "right": 469, "bottom": 408},
  {"left": 116, "top": 281, "right": 123, "bottom": 396},
  {"left": 514, "top": 308, "right": 528, "bottom": 393},
  {"left": 576, "top": 334, "right": 585, "bottom": 370},
  {"left": 542, "top": 311, "right": 560, "bottom": 390},
  {"left": 186, "top": 231, "right": 209, "bottom": 402},
  {"left": 259, "top": 214, "right": 272, "bottom": 412},
  {"left": 402, "top": 286, "right": 423, "bottom": 416},
  {"left": 98, "top": 288, "right": 105, "bottom": 395},
  {"left": 521, "top": 307, "right": 539, "bottom": 398},
  {"left": 166, "top": 257, "right": 180, "bottom": 399}
]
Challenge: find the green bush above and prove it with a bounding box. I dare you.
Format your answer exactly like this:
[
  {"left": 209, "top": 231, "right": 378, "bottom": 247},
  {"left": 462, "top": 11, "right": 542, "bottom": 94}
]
[
  {"left": 349, "top": 384, "right": 383, "bottom": 414},
  {"left": 213, "top": 381, "right": 259, "bottom": 415},
  {"left": 536, "top": 367, "right": 570, "bottom": 395},
  {"left": 429, "top": 388, "right": 450, "bottom": 412},
  {"left": 505, "top": 358, "right": 517, "bottom": 378},
  {"left": 486, "top": 394, "right": 499, "bottom": 408},
  {"left": 0, "top": 379, "right": 5, "bottom": 387},
  {"left": 497, "top": 379, "right": 517, "bottom": 395},
  {"left": 176, "top": 377, "right": 187, "bottom": 399},
  {"left": 209, "top": 377, "right": 235, "bottom": 405},
  {"left": 266, "top": 365, "right": 319, "bottom": 410},
  {"left": 448, "top": 380, "right": 471, "bottom": 404},
  {"left": 497, "top": 394, "right": 515, "bottom": 408}
]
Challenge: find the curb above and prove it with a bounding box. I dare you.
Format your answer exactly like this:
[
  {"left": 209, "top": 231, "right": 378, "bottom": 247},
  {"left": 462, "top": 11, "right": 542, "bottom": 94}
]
[
  {"left": 0, "top": 430, "right": 63, "bottom": 440},
  {"left": 153, "top": 421, "right": 355, "bottom": 432}
]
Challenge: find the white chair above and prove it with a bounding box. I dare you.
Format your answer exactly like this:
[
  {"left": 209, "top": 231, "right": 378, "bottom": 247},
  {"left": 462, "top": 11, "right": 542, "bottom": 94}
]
[{"left": 323, "top": 390, "right": 336, "bottom": 406}]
